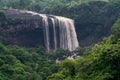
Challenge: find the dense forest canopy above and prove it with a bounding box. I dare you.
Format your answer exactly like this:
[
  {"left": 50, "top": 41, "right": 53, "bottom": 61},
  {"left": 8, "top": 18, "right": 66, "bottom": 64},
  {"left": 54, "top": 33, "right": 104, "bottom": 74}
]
[{"left": 0, "top": 0, "right": 110, "bottom": 12}]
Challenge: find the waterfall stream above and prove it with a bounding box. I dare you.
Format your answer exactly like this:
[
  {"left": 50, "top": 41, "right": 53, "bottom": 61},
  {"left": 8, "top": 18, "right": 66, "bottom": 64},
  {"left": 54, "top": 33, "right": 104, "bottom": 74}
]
[{"left": 20, "top": 10, "right": 79, "bottom": 51}]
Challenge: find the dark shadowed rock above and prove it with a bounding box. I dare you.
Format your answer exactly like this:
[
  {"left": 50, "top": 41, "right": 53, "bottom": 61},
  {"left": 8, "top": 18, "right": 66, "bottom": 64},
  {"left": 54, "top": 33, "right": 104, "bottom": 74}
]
[
  {"left": 0, "top": 9, "right": 45, "bottom": 47},
  {"left": 74, "top": 1, "right": 120, "bottom": 47}
]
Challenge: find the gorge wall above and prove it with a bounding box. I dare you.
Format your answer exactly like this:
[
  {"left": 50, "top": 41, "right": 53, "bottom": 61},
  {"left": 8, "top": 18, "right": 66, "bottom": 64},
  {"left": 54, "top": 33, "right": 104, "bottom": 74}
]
[{"left": 0, "top": 9, "right": 79, "bottom": 51}]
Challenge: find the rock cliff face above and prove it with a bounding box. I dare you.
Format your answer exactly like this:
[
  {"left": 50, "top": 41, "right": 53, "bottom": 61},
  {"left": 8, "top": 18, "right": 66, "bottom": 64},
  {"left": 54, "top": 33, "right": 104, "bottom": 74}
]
[
  {"left": 0, "top": 9, "right": 79, "bottom": 51},
  {"left": 0, "top": 9, "right": 44, "bottom": 47}
]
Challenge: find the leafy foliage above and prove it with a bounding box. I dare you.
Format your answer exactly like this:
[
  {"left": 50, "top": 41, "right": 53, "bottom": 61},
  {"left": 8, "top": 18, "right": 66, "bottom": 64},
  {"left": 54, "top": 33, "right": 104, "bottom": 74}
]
[
  {"left": 111, "top": 18, "right": 120, "bottom": 39},
  {"left": 0, "top": 44, "right": 60, "bottom": 80},
  {"left": 47, "top": 19, "right": 120, "bottom": 80},
  {"left": 0, "top": 0, "right": 109, "bottom": 12}
]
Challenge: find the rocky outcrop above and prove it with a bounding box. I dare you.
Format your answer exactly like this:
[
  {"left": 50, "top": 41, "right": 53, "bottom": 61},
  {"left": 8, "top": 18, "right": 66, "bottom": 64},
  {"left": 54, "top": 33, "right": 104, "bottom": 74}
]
[
  {"left": 0, "top": 9, "right": 44, "bottom": 47},
  {"left": 0, "top": 9, "right": 79, "bottom": 51}
]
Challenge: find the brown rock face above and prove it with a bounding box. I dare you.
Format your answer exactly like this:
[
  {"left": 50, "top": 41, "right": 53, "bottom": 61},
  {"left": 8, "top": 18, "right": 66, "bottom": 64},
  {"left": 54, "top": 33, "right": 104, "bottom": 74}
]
[{"left": 0, "top": 9, "right": 45, "bottom": 47}]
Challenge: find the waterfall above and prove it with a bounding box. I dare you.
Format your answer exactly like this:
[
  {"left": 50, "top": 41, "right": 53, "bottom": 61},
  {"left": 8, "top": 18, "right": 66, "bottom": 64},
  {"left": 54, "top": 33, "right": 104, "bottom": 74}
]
[
  {"left": 55, "top": 16, "right": 79, "bottom": 51},
  {"left": 20, "top": 10, "right": 79, "bottom": 51},
  {"left": 40, "top": 15, "right": 50, "bottom": 51},
  {"left": 51, "top": 18, "right": 57, "bottom": 50}
]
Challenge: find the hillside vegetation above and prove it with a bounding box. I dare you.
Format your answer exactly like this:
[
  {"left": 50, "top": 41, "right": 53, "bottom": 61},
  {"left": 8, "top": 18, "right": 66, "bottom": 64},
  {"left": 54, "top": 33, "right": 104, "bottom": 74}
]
[
  {"left": 47, "top": 18, "right": 120, "bottom": 80},
  {"left": 0, "top": 0, "right": 109, "bottom": 12}
]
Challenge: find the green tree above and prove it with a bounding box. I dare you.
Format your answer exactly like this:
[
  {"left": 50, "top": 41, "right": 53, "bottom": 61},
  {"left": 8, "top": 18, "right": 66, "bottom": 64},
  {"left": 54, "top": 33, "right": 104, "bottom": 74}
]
[{"left": 111, "top": 18, "right": 120, "bottom": 40}]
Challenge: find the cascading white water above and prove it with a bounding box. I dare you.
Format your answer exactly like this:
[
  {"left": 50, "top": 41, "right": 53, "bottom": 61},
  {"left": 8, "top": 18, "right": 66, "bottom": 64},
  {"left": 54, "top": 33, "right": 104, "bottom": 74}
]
[
  {"left": 41, "top": 15, "right": 50, "bottom": 51},
  {"left": 51, "top": 18, "right": 57, "bottom": 50},
  {"left": 20, "top": 10, "right": 79, "bottom": 51},
  {"left": 55, "top": 16, "right": 79, "bottom": 51}
]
